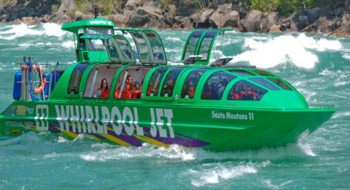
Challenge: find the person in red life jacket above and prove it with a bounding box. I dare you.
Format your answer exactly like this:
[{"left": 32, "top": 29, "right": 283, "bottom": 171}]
[
  {"left": 120, "top": 83, "right": 131, "bottom": 99},
  {"left": 183, "top": 80, "right": 195, "bottom": 98},
  {"left": 126, "top": 74, "right": 134, "bottom": 92},
  {"left": 247, "top": 87, "right": 257, "bottom": 100},
  {"left": 240, "top": 84, "right": 248, "bottom": 100},
  {"left": 132, "top": 81, "right": 142, "bottom": 99},
  {"left": 230, "top": 86, "right": 241, "bottom": 100},
  {"left": 114, "top": 86, "right": 120, "bottom": 98},
  {"left": 95, "top": 78, "right": 110, "bottom": 98},
  {"left": 147, "top": 87, "right": 154, "bottom": 95}
]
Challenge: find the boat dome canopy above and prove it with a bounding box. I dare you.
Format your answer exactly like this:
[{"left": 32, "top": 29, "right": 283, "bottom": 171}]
[
  {"left": 61, "top": 18, "right": 115, "bottom": 33},
  {"left": 114, "top": 28, "right": 167, "bottom": 65},
  {"left": 181, "top": 29, "right": 234, "bottom": 65}
]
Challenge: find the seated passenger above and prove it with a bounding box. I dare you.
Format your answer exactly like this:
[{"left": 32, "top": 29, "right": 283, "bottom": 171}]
[
  {"left": 120, "top": 83, "right": 131, "bottom": 99},
  {"left": 114, "top": 87, "right": 120, "bottom": 98},
  {"left": 162, "top": 77, "right": 174, "bottom": 97},
  {"left": 132, "top": 81, "right": 142, "bottom": 99},
  {"left": 202, "top": 83, "right": 212, "bottom": 99},
  {"left": 247, "top": 87, "right": 257, "bottom": 100},
  {"left": 95, "top": 78, "right": 110, "bottom": 98},
  {"left": 240, "top": 84, "right": 248, "bottom": 100},
  {"left": 126, "top": 74, "right": 134, "bottom": 91},
  {"left": 231, "top": 86, "right": 241, "bottom": 100},
  {"left": 147, "top": 87, "right": 154, "bottom": 95},
  {"left": 182, "top": 80, "right": 195, "bottom": 98}
]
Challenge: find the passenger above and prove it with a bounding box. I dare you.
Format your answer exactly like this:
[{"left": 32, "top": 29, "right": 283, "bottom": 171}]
[
  {"left": 120, "top": 83, "right": 131, "bottom": 99},
  {"left": 114, "top": 84, "right": 120, "bottom": 98},
  {"left": 162, "top": 74, "right": 174, "bottom": 96},
  {"left": 210, "top": 83, "right": 220, "bottom": 99},
  {"left": 147, "top": 87, "right": 154, "bottom": 95},
  {"left": 183, "top": 80, "right": 195, "bottom": 98},
  {"left": 202, "top": 83, "right": 211, "bottom": 99},
  {"left": 95, "top": 78, "right": 110, "bottom": 98},
  {"left": 126, "top": 74, "right": 134, "bottom": 91},
  {"left": 240, "top": 84, "right": 248, "bottom": 100},
  {"left": 231, "top": 86, "right": 240, "bottom": 100},
  {"left": 132, "top": 81, "right": 142, "bottom": 99},
  {"left": 247, "top": 87, "right": 256, "bottom": 100}
]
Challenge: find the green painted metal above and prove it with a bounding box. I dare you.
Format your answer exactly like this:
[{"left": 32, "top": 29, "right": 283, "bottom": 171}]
[
  {"left": 61, "top": 18, "right": 114, "bottom": 33},
  {"left": 62, "top": 18, "right": 115, "bottom": 63}
]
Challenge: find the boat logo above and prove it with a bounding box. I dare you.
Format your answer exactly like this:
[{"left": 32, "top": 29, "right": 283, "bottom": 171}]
[{"left": 35, "top": 105, "right": 49, "bottom": 131}]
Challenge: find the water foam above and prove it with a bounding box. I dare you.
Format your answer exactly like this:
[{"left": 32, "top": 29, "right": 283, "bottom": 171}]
[
  {"left": 0, "top": 22, "right": 65, "bottom": 40},
  {"left": 187, "top": 163, "right": 258, "bottom": 187},
  {"left": 332, "top": 111, "right": 350, "bottom": 119},
  {"left": 80, "top": 144, "right": 195, "bottom": 162},
  {"left": 343, "top": 52, "right": 350, "bottom": 60},
  {"left": 0, "top": 132, "right": 41, "bottom": 145},
  {"left": 79, "top": 140, "right": 316, "bottom": 164},
  {"left": 164, "top": 37, "right": 183, "bottom": 43},
  {"left": 41, "top": 23, "right": 65, "bottom": 37},
  {"left": 260, "top": 179, "right": 292, "bottom": 190},
  {"left": 230, "top": 33, "right": 342, "bottom": 69}
]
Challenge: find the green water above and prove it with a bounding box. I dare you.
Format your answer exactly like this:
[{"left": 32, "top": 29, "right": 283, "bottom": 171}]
[{"left": 0, "top": 22, "right": 349, "bottom": 189}]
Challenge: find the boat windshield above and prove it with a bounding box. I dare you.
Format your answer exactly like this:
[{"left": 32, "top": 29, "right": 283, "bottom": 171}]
[{"left": 86, "top": 27, "right": 113, "bottom": 35}]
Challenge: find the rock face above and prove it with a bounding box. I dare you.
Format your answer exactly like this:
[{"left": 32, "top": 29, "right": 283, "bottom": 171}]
[
  {"left": 209, "top": 4, "right": 240, "bottom": 28},
  {"left": 0, "top": 0, "right": 349, "bottom": 37},
  {"left": 129, "top": 6, "right": 163, "bottom": 28},
  {"left": 241, "top": 10, "right": 262, "bottom": 32},
  {"left": 125, "top": 0, "right": 144, "bottom": 9}
]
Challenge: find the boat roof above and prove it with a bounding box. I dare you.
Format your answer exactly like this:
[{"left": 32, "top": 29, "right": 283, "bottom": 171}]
[{"left": 61, "top": 18, "right": 115, "bottom": 33}]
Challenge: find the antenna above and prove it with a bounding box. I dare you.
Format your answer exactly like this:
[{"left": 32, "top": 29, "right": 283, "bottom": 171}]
[{"left": 90, "top": 0, "right": 99, "bottom": 18}]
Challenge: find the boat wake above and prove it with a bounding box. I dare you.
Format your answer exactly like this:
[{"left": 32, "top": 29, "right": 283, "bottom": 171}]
[{"left": 0, "top": 132, "right": 41, "bottom": 145}]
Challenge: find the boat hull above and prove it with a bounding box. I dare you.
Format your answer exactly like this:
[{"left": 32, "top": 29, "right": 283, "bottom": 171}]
[{"left": 0, "top": 101, "right": 334, "bottom": 151}]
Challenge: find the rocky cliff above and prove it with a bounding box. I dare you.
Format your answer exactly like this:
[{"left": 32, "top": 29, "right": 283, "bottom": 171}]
[{"left": 0, "top": 0, "right": 349, "bottom": 37}]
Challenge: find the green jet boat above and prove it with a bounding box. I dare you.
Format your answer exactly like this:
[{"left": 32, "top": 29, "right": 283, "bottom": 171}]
[{"left": 0, "top": 18, "right": 335, "bottom": 151}]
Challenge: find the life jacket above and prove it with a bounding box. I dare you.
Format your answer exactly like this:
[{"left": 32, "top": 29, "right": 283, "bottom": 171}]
[
  {"left": 121, "top": 90, "right": 131, "bottom": 99},
  {"left": 114, "top": 88, "right": 120, "bottom": 98},
  {"left": 247, "top": 91, "right": 256, "bottom": 100},
  {"left": 190, "top": 89, "right": 195, "bottom": 98},
  {"left": 133, "top": 89, "right": 141, "bottom": 99},
  {"left": 231, "top": 92, "right": 240, "bottom": 100},
  {"left": 98, "top": 88, "right": 110, "bottom": 98},
  {"left": 147, "top": 87, "right": 153, "bottom": 95}
]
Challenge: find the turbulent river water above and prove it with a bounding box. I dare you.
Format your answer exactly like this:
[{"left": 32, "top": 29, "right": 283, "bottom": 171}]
[{"left": 0, "top": 22, "right": 349, "bottom": 189}]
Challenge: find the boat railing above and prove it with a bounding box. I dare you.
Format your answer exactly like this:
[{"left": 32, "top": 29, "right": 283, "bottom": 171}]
[{"left": 14, "top": 56, "right": 71, "bottom": 101}]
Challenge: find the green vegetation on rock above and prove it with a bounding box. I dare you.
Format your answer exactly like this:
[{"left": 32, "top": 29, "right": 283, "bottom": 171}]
[{"left": 245, "top": 0, "right": 336, "bottom": 14}]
